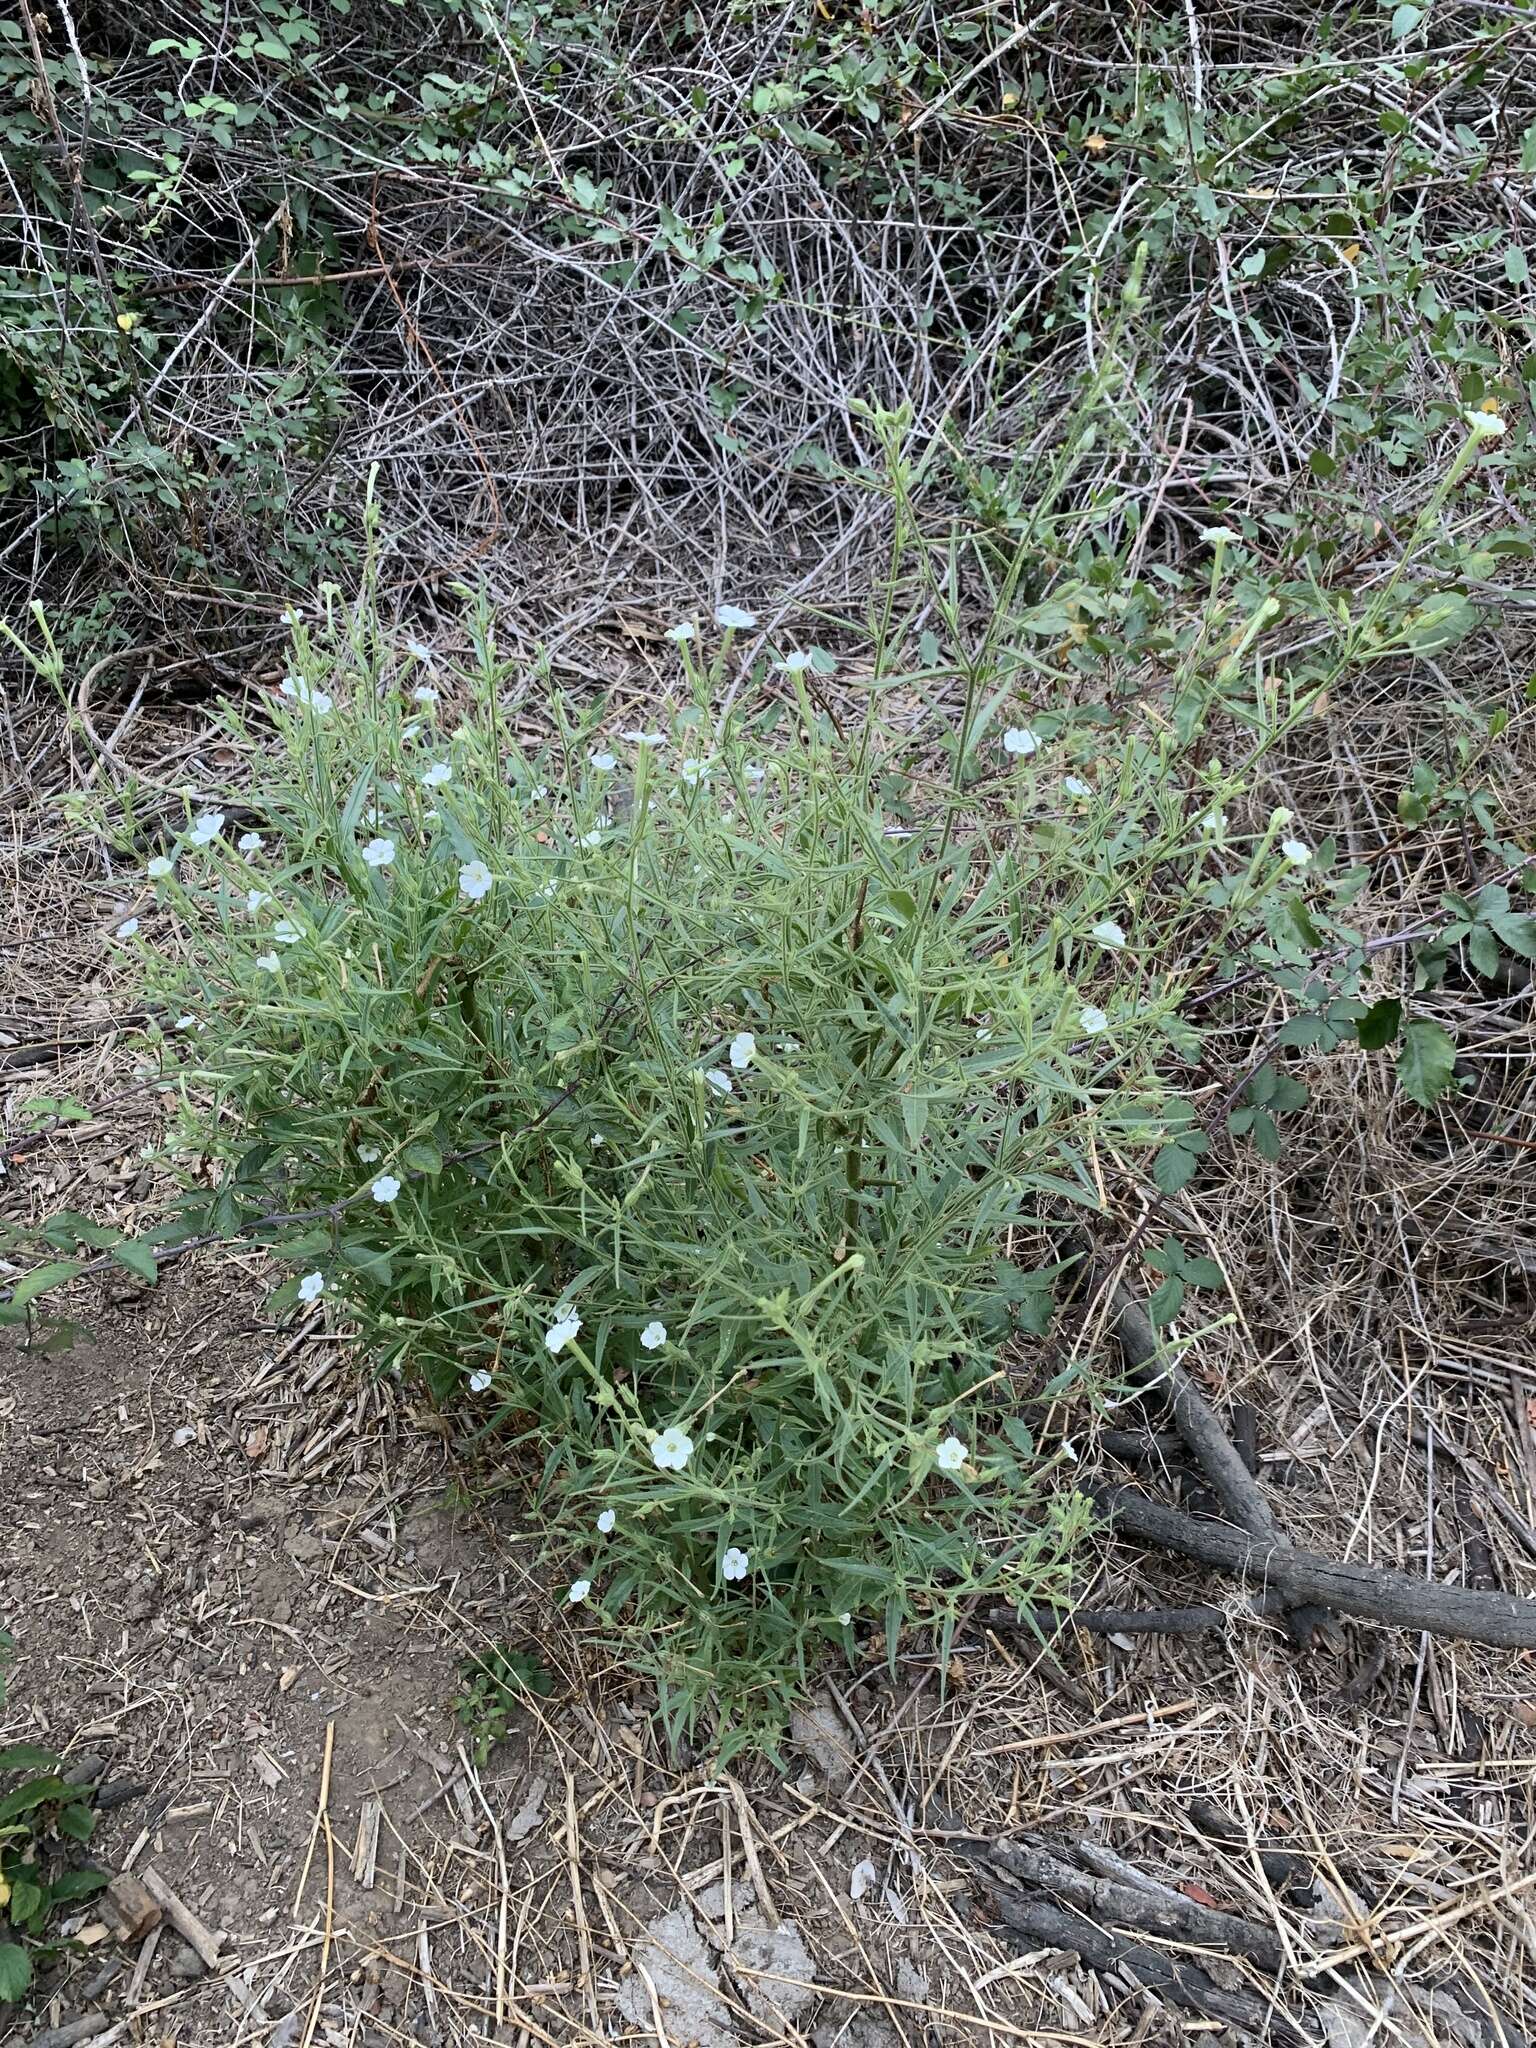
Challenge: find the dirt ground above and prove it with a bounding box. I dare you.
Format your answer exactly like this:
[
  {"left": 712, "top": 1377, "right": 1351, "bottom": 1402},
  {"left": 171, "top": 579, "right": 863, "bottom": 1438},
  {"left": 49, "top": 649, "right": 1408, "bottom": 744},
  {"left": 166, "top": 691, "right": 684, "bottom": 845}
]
[{"left": 4, "top": 671, "right": 1536, "bottom": 2048}]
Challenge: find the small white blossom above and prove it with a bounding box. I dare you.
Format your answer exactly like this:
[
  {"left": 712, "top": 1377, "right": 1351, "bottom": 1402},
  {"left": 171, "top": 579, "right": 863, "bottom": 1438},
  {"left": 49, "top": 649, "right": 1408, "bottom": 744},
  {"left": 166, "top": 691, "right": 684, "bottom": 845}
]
[
  {"left": 528, "top": 783, "right": 548, "bottom": 801},
  {"left": 115, "top": 917, "right": 140, "bottom": 939},
  {"left": 188, "top": 809, "right": 224, "bottom": 846},
  {"left": 280, "top": 675, "right": 332, "bottom": 714},
  {"left": 715, "top": 603, "right": 756, "bottom": 630},
  {"left": 567, "top": 1577, "right": 591, "bottom": 1604},
  {"left": 469, "top": 1368, "right": 493, "bottom": 1393},
  {"left": 703, "top": 1068, "right": 733, "bottom": 1097},
  {"left": 1079, "top": 1005, "right": 1110, "bottom": 1035},
  {"left": 743, "top": 762, "right": 766, "bottom": 786},
  {"left": 935, "top": 1434, "right": 968, "bottom": 1473},
  {"left": 1200, "top": 810, "right": 1227, "bottom": 835},
  {"left": 422, "top": 761, "right": 452, "bottom": 788},
  {"left": 545, "top": 1311, "right": 582, "bottom": 1353},
  {"left": 458, "top": 859, "right": 493, "bottom": 901},
  {"left": 405, "top": 637, "right": 433, "bottom": 663},
  {"left": 721, "top": 1547, "right": 750, "bottom": 1582},
  {"left": 590, "top": 1131, "right": 605, "bottom": 1148},
  {"left": 147, "top": 855, "right": 174, "bottom": 880},
  {"left": 412, "top": 685, "right": 438, "bottom": 705},
  {"left": 640, "top": 1320, "right": 667, "bottom": 1351},
  {"left": 362, "top": 837, "right": 395, "bottom": 868},
  {"left": 1281, "top": 838, "right": 1312, "bottom": 866},
  {"left": 297, "top": 1271, "right": 325, "bottom": 1303},
  {"left": 357, "top": 1143, "right": 381, "bottom": 1163},
  {"left": 729, "top": 1031, "right": 756, "bottom": 1071},
  {"left": 1062, "top": 776, "right": 1092, "bottom": 798},
  {"left": 1091, "top": 919, "right": 1126, "bottom": 949},
  {"left": 666, "top": 621, "right": 696, "bottom": 644},
  {"left": 679, "top": 757, "right": 712, "bottom": 786},
  {"left": 778, "top": 650, "right": 814, "bottom": 674},
  {"left": 589, "top": 749, "right": 616, "bottom": 772},
  {"left": 246, "top": 888, "right": 270, "bottom": 915},
  {"left": 1467, "top": 409, "right": 1507, "bottom": 440},
  {"left": 579, "top": 829, "right": 604, "bottom": 849},
  {"left": 651, "top": 1426, "right": 694, "bottom": 1472},
  {"left": 273, "top": 919, "right": 303, "bottom": 945},
  {"left": 237, "top": 831, "right": 264, "bottom": 854},
  {"left": 1003, "top": 727, "right": 1039, "bottom": 757},
  {"left": 838, "top": 1611, "right": 852, "bottom": 1627},
  {"left": 621, "top": 729, "right": 665, "bottom": 746},
  {"left": 1199, "top": 524, "right": 1241, "bottom": 545},
  {"left": 596, "top": 1508, "right": 616, "bottom": 1534},
  {"left": 175, "top": 1014, "right": 195, "bottom": 1031},
  {"left": 371, "top": 1174, "right": 401, "bottom": 1203},
  {"left": 255, "top": 951, "right": 281, "bottom": 973}
]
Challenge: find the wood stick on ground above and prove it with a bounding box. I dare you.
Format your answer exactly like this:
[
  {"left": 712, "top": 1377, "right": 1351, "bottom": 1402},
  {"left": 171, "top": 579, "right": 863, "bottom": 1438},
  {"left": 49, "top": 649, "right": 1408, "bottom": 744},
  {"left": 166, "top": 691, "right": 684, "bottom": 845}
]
[
  {"left": 138, "top": 1866, "right": 223, "bottom": 1970},
  {"left": 977, "top": 1836, "right": 1288, "bottom": 1973},
  {"left": 993, "top": 1893, "right": 1306, "bottom": 2044},
  {"left": 1092, "top": 1254, "right": 1334, "bottom": 1641},
  {"left": 1091, "top": 1485, "right": 1536, "bottom": 1650}
]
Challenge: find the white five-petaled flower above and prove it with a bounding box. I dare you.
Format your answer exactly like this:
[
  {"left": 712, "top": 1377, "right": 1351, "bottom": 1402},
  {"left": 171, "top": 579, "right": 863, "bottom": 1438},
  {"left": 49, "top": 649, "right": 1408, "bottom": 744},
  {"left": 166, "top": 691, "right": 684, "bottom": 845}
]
[
  {"left": 545, "top": 1311, "right": 582, "bottom": 1353},
  {"left": 246, "top": 888, "right": 270, "bottom": 916},
  {"left": 640, "top": 1320, "right": 667, "bottom": 1351},
  {"left": 459, "top": 859, "right": 493, "bottom": 902},
  {"left": 412, "top": 685, "right": 438, "bottom": 705},
  {"left": 255, "top": 951, "right": 281, "bottom": 973},
  {"left": 1091, "top": 919, "right": 1126, "bottom": 949},
  {"left": 935, "top": 1434, "right": 969, "bottom": 1474},
  {"left": 703, "top": 1068, "right": 733, "bottom": 1096},
  {"left": 729, "top": 1031, "right": 756, "bottom": 1071},
  {"left": 238, "top": 830, "right": 264, "bottom": 854},
  {"left": 362, "top": 837, "right": 395, "bottom": 868},
  {"left": 189, "top": 809, "right": 224, "bottom": 846},
  {"left": 371, "top": 1174, "right": 401, "bottom": 1204},
  {"left": 116, "top": 917, "right": 139, "bottom": 939},
  {"left": 147, "top": 855, "right": 173, "bottom": 880},
  {"left": 721, "top": 1547, "right": 750, "bottom": 1582},
  {"left": 175, "top": 1014, "right": 195, "bottom": 1031},
  {"left": 1281, "top": 838, "right": 1312, "bottom": 866},
  {"left": 1003, "top": 727, "right": 1039, "bottom": 757},
  {"left": 651, "top": 1426, "right": 694, "bottom": 1472},
  {"left": 779, "top": 650, "right": 814, "bottom": 675},
  {"left": 715, "top": 603, "right": 756, "bottom": 630},
  {"left": 1467, "top": 410, "right": 1507, "bottom": 440},
  {"left": 1199, "top": 524, "right": 1241, "bottom": 545},
  {"left": 469, "top": 1368, "right": 493, "bottom": 1393},
  {"left": 1079, "top": 1005, "right": 1109, "bottom": 1035},
  {"left": 743, "top": 762, "right": 766, "bottom": 786},
  {"left": 297, "top": 1271, "right": 325, "bottom": 1304},
  {"left": 665, "top": 622, "right": 696, "bottom": 644},
  {"left": 679, "top": 757, "right": 712, "bottom": 786},
  {"left": 1200, "top": 810, "right": 1227, "bottom": 835},
  {"left": 621, "top": 729, "right": 665, "bottom": 747},
  {"left": 596, "top": 1508, "right": 616, "bottom": 1534},
  {"left": 273, "top": 919, "right": 303, "bottom": 945},
  {"left": 1062, "top": 776, "right": 1092, "bottom": 798},
  {"left": 567, "top": 1577, "right": 591, "bottom": 1605},
  {"left": 579, "top": 829, "right": 604, "bottom": 848},
  {"left": 589, "top": 749, "right": 616, "bottom": 772},
  {"left": 528, "top": 783, "right": 548, "bottom": 801},
  {"left": 357, "top": 1143, "right": 381, "bottom": 1163},
  {"left": 422, "top": 761, "right": 452, "bottom": 788},
  {"left": 838, "top": 1611, "right": 852, "bottom": 1626},
  {"left": 279, "top": 675, "right": 332, "bottom": 714}
]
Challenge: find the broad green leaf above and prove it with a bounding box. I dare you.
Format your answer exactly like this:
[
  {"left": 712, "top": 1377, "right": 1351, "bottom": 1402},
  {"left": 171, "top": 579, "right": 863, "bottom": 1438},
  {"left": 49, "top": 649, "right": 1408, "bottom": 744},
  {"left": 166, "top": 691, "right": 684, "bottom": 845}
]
[
  {"left": 111, "top": 1240, "right": 160, "bottom": 1283},
  {"left": 1356, "top": 997, "right": 1402, "bottom": 1051},
  {"left": 1396, "top": 1017, "right": 1456, "bottom": 1107},
  {"left": 0, "top": 1942, "right": 32, "bottom": 2002}
]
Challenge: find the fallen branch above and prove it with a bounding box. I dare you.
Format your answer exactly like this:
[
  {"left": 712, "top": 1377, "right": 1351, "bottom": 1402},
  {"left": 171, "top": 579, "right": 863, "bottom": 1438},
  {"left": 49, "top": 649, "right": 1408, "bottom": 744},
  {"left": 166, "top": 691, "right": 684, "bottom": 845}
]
[
  {"left": 1090, "top": 1485, "right": 1536, "bottom": 1651},
  {"left": 993, "top": 1894, "right": 1306, "bottom": 2043}
]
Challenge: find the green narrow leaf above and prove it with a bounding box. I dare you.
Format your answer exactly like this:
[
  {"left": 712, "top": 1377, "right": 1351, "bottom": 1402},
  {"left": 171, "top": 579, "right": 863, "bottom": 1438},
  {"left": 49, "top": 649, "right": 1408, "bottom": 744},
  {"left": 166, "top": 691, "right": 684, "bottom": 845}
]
[
  {"left": 0, "top": 1743, "right": 61, "bottom": 1772},
  {"left": 1396, "top": 1017, "right": 1457, "bottom": 1107}
]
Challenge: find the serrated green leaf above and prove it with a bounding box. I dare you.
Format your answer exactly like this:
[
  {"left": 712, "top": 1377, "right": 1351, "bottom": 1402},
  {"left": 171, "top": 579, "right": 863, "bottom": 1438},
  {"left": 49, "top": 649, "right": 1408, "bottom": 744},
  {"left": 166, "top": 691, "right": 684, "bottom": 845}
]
[
  {"left": 1397, "top": 1017, "right": 1456, "bottom": 1107},
  {"left": 0, "top": 1941, "right": 32, "bottom": 2002},
  {"left": 1357, "top": 997, "right": 1402, "bottom": 1051},
  {"left": 1152, "top": 1142, "right": 1200, "bottom": 1195},
  {"left": 111, "top": 1240, "right": 160, "bottom": 1283}
]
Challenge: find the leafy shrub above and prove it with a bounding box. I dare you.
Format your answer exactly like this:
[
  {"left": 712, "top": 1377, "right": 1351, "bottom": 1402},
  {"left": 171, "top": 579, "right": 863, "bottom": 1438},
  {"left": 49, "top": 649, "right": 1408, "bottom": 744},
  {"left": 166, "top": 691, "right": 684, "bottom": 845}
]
[
  {"left": 0, "top": 1744, "right": 106, "bottom": 2007},
  {"left": 87, "top": 553, "right": 1328, "bottom": 1753}
]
